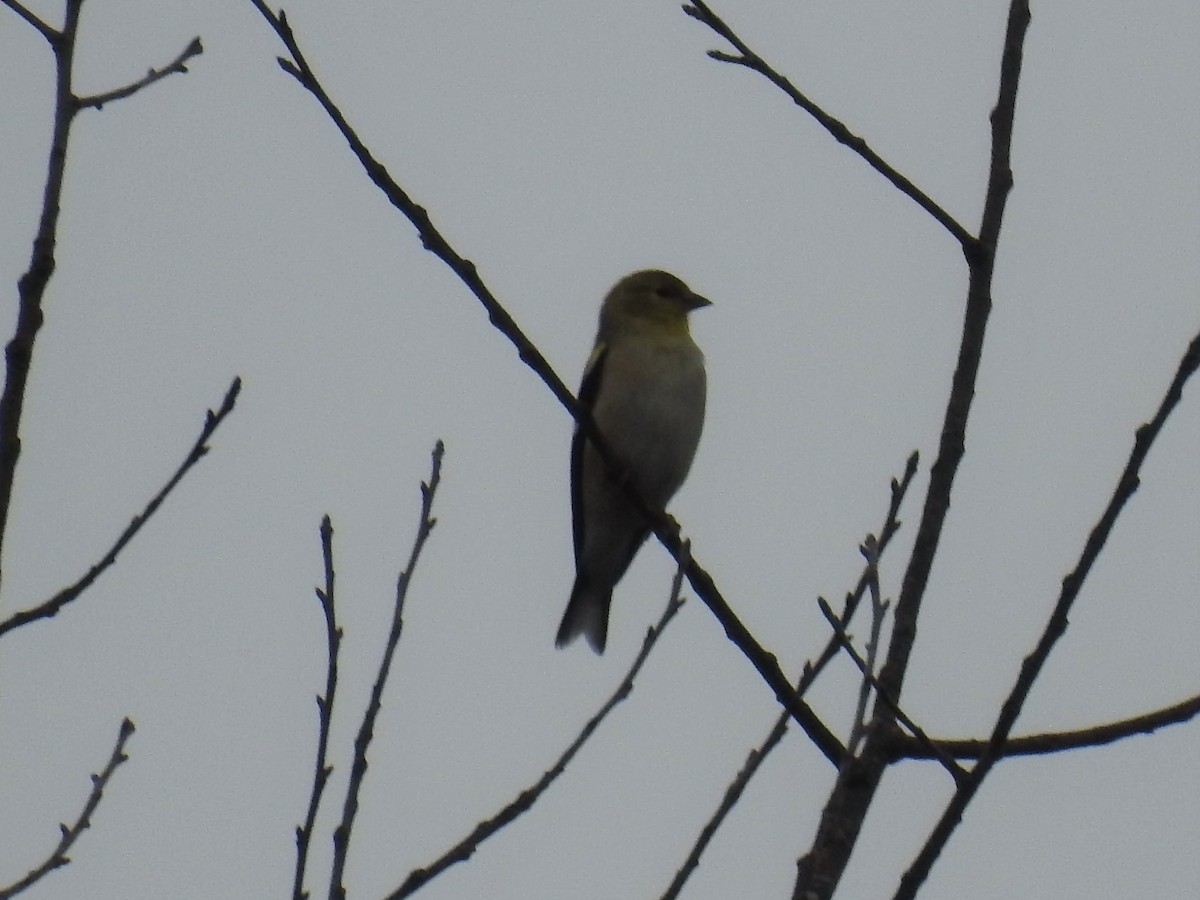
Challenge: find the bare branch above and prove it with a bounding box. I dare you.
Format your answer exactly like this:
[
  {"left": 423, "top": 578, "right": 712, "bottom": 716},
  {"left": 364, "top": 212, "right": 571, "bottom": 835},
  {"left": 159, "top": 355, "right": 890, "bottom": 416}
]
[
  {"left": 844, "top": 536, "right": 886, "bottom": 755},
  {"left": 0, "top": 378, "right": 242, "bottom": 639},
  {"left": 894, "top": 324, "right": 1200, "bottom": 900},
  {"left": 245, "top": 0, "right": 845, "bottom": 767},
  {"left": 817, "top": 597, "right": 965, "bottom": 783},
  {"left": 0, "top": 718, "right": 136, "bottom": 899},
  {"left": 0, "top": 0, "right": 85, "bottom": 594},
  {"left": 681, "top": 1, "right": 976, "bottom": 250},
  {"left": 660, "top": 725, "right": 773, "bottom": 900},
  {"left": 388, "top": 544, "right": 691, "bottom": 899},
  {"left": 292, "top": 516, "right": 341, "bottom": 900},
  {"left": 890, "top": 692, "right": 1200, "bottom": 761},
  {"left": 800, "top": 451, "right": 920, "bottom": 691},
  {"left": 1, "top": 0, "right": 205, "bottom": 596},
  {"left": 1, "top": 0, "right": 57, "bottom": 44},
  {"left": 74, "top": 37, "right": 203, "bottom": 110},
  {"left": 329, "top": 442, "right": 444, "bottom": 900},
  {"left": 796, "top": 2, "right": 1033, "bottom": 894},
  {"left": 662, "top": 454, "right": 918, "bottom": 900}
]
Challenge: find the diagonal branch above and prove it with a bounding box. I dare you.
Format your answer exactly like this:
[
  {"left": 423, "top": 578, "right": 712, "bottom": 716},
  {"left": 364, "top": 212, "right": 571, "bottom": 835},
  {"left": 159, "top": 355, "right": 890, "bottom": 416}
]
[
  {"left": 0, "top": 378, "right": 242, "bottom": 639},
  {"left": 246, "top": 0, "right": 845, "bottom": 767},
  {"left": 74, "top": 37, "right": 203, "bottom": 110},
  {"left": 817, "top": 597, "right": 965, "bottom": 782},
  {"left": 893, "top": 324, "right": 1200, "bottom": 900},
  {"left": 661, "top": 453, "right": 918, "bottom": 900},
  {"left": 0, "top": 718, "right": 136, "bottom": 900},
  {"left": 387, "top": 543, "right": 692, "bottom": 899},
  {"left": 329, "top": 442, "right": 443, "bottom": 900},
  {"left": 1, "top": 0, "right": 56, "bottom": 44},
  {"left": 681, "top": 0, "right": 976, "bottom": 250}
]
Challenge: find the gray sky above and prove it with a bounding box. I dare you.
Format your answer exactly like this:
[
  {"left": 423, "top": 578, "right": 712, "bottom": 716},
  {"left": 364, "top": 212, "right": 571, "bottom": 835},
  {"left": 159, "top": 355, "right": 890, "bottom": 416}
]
[{"left": 2, "top": 1, "right": 1197, "bottom": 898}]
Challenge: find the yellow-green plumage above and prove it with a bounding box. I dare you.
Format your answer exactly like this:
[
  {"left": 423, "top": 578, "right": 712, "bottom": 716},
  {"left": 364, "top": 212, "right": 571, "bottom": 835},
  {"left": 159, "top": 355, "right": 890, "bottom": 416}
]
[{"left": 556, "top": 270, "right": 710, "bottom": 653}]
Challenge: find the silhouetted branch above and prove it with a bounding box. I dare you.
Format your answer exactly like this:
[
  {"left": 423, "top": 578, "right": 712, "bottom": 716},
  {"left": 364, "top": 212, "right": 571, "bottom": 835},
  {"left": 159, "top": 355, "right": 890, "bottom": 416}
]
[
  {"left": 817, "top": 597, "right": 964, "bottom": 783},
  {"left": 329, "top": 442, "right": 444, "bottom": 900},
  {"left": 387, "top": 542, "right": 692, "bottom": 899},
  {"left": 75, "top": 37, "right": 203, "bottom": 110},
  {"left": 1, "top": 0, "right": 55, "bottom": 43},
  {"left": 844, "top": 536, "right": 887, "bottom": 755},
  {"left": 0, "top": 718, "right": 135, "bottom": 899},
  {"left": 681, "top": 0, "right": 975, "bottom": 250},
  {"left": 0, "top": 0, "right": 205, "bottom": 596},
  {"left": 246, "top": 0, "right": 844, "bottom": 767},
  {"left": 894, "top": 324, "right": 1200, "bottom": 900},
  {"left": 890, "top": 692, "right": 1200, "bottom": 761},
  {"left": 0, "top": 0, "right": 83, "bottom": 594},
  {"left": 662, "top": 453, "right": 918, "bottom": 900},
  {"left": 796, "top": 2, "right": 1032, "bottom": 894},
  {"left": 0, "top": 378, "right": 242, "bottom": 639},
  {"left": 293, "top": 516, "right": 341, "bottom": 900}
]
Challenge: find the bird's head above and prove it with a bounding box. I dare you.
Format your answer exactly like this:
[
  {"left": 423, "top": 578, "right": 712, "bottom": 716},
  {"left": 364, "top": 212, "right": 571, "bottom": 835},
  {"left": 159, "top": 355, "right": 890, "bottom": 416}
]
[{"left": 600, "top": 269, "right": 711, "bottom": 336}]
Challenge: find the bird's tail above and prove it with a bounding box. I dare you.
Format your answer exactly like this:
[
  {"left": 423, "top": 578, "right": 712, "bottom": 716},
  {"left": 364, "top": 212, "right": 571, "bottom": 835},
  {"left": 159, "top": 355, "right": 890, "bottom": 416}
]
[{"left": 555, "top": 577, "right": 612, "bottom": 653}]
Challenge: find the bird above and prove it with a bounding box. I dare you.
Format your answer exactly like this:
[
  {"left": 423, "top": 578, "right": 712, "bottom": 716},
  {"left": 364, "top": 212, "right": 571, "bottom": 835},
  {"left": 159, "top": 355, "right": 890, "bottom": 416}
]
[{"left": 555, "top": 269, "right": 710, "bottom": 653}]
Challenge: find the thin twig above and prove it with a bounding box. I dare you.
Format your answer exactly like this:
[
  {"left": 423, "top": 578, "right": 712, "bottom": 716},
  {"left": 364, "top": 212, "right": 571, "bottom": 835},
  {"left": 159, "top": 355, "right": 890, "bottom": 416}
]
[
  {"left": 681, "top": 1, "right": 976, "bottom": 250},
  {"left": 661, "top": 454, "right": 918, "bottom": 900},
  {"left": 793, "top": 451, "right": 920, "bottom": 698},
  {"left": 893, "top": 326, "right": 1200, "bottom": 900},
  {"left": 0, "top": 378, "right": 242, "bottom": 638},
  {"left": 817, "top": 597, "right": 965, "bottom": 783},
  {"left": 74, "top": 37, "right": 203, "bottom": 110},
  {"left": 292, "top": 516, "right": 341, "bottom": 900},
  {"left": 245, "top": 0, "right": 845, "bottom": 767},
  {"left": 388, "top": 542, "right": 692, "bottom": 899},
  {"left": 660, "top": 723, "right": 779, "bottom": 900},
  {"left": 0, "top": 718, "right": 136, "bottom": 899},
  {"left": 845, "top": 536, "right": 885, "bottom": 755},
  {"left": 329, "top": 442, "right": 444, "bottom": 900},
  {"left": 888, "top": 691, "right": 1200, "bottom": 761}
]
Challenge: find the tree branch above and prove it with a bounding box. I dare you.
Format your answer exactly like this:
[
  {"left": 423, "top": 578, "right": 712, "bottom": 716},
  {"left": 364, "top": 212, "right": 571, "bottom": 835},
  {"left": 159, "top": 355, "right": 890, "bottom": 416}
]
[
  {"left": 1, "top": 0, "right": 57, "bottom": 44},
  {"left": 329, "top": 442, "right": 443, "bottom": 900},
  {"left": 893, "top": 323, "right": 1200, "bottom": 900},
  {"left": 0, "top": 718, "right": 136, "bottom": 899},
  {"left": 74, "top": 37, "right": 203, "bottom": 110},
  {"left": 681, "top": 1, "right": 976, "bottom": 250},
  {"left": 661, "top": 453, "right": 918, "bottom": 900},
  {"left": 292, "top": 516, "right": 341, "bottom": 900},
  {"left": 0, "top": 0, "right": 83, "bottom": 596},
  {"left": 817, "top": 596, "right": 966, "bottom": 783},
  {"left": 0, "top": 378, "right": 242, "bottom": 638},
  {"left": 1, "top": 0, "right": 205, "bottom": 597},
  {"left": 795, "top": 2, "right": 1032, "bottom": 896},
  {"left": 889, "top": 692, "right": 1200, "bottom": 761},
  {"left": 842, "top": 536, "right": 886, "bottom": 756}
]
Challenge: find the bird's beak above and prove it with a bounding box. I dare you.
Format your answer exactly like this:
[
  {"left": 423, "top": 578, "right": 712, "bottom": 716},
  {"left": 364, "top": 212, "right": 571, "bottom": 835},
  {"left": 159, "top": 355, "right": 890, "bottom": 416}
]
[{"left": 687, "top": 291, "right": 712, "bottom": 311}]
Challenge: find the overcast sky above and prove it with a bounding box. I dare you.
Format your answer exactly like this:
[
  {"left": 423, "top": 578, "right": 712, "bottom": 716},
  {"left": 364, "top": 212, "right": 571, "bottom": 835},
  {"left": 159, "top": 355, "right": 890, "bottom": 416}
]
[{"left": 2, "top": 1, "right": 1197, "bottom": 898}]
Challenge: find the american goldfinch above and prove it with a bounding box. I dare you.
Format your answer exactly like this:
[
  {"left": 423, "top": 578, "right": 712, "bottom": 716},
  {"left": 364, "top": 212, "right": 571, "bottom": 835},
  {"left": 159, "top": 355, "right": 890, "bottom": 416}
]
[{"left": 555, "top": 269, "right": 710, "bottom": 653}]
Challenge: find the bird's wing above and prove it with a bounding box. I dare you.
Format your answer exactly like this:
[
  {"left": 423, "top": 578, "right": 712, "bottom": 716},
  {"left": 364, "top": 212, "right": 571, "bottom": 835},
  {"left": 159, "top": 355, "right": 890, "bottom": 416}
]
[{"left": 571, "top": 340, "right": 609, "bottom": 563}]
